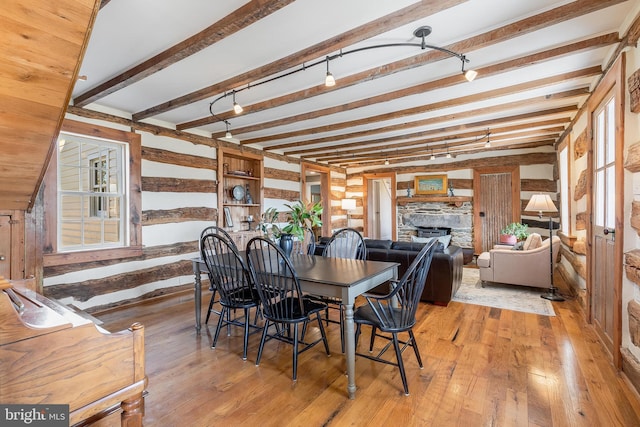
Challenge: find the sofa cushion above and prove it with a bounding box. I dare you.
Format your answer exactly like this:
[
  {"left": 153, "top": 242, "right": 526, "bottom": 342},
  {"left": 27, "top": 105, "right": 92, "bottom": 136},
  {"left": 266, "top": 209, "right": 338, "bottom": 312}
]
[
  {"left": 523, "top": 233, "right": 542, "bottom": 250},
  {"left": 364, "top": 239, "right": 393, "bottom": 250},
  {"left": 477, "top": 252, "right": 491, "bottom": 268}
]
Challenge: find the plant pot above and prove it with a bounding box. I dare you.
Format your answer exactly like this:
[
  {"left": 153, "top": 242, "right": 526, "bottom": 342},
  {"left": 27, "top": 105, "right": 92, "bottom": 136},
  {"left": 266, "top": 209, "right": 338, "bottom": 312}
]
[
  {"left": 279, "top": 233, "right": 294, "bottom": 258},
  {"left": 499, "top": 234, "right": 517, "bottom": 245}
]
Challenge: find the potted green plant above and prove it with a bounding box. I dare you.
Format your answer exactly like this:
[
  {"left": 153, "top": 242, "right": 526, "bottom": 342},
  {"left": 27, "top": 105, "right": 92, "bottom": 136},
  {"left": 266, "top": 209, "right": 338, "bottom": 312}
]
[
  {"left": 260, "top": 201, "right": 323, "bottom": 256},
  {"left": 260, "top": 207, "right": 282, "bottom": 241},
  {"left": 281, "top": 200, "right": 323, "bottom": 241},
  {"left": 500, "top": 222, "right": 529, "bottom": 245}
]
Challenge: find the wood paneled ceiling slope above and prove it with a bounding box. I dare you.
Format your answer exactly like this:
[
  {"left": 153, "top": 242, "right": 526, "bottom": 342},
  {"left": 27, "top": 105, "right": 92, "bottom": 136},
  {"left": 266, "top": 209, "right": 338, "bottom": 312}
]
[{"left": 0, "top": 0, "right": 100, "bottom": 211}]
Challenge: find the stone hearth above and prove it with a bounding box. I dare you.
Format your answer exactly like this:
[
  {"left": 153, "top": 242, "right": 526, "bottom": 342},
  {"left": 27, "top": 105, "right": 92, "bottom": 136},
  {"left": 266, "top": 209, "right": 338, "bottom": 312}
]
[{"left": 398, "top": 200, "right": 473, "bottom": 247}]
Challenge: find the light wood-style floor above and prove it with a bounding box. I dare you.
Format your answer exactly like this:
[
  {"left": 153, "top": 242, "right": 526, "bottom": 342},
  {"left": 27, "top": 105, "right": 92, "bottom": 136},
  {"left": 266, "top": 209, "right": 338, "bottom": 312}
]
[{"left": 97, "top": 273, "right": 640, "bottom": 427}]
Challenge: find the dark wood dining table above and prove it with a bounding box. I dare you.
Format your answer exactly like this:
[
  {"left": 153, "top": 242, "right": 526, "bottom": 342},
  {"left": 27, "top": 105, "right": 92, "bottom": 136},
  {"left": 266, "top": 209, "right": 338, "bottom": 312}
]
[{"left": 191, "top": 253, "right": 399, "bottom": 399}]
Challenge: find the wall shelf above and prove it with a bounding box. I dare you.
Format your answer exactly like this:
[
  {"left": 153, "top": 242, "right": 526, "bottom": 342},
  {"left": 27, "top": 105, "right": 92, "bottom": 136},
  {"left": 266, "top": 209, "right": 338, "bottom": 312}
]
[{"left": 397, "top": 196, "right": 472, "bottom": 207}]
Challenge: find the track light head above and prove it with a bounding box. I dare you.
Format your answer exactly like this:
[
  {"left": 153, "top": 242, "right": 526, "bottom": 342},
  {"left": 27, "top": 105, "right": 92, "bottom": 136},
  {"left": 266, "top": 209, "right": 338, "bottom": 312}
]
[
  {"left": 464, "top": 69, "right": 478, "bottom": 82},
  {"left": 232, "top": 91, "right": 243, "bottom": 114},
  {"left": 325, "top": 71, "right": 335, "bottom": 87}
]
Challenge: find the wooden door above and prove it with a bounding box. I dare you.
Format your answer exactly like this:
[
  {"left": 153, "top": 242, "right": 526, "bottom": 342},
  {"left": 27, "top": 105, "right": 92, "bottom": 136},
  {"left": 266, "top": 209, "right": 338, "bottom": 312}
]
[
  {"left": 0, "top": 215, "right": 11, "bottom": 278},
  {"left": 591, "top": 94, "right": 618, "bottom": 359},
  {"left": 473, "top": 166, "right": 520, "bottom": 254}
]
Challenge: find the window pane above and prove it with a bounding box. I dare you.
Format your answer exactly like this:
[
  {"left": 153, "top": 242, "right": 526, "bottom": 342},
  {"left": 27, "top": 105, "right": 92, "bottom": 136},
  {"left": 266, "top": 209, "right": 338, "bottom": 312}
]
[
  {"left": 107, "top": 196, "right": 121, "bottom": 219},
  {"left": 104, "top": 221, "right": 121, "bottom": 243},
  {"left": 60, "top": 195, "right": 82, "bottom": 220},
  {"left": 605, "top": 167, "right": 615, "bottom": 228},
  {"left": 83, "top": 220, "right": 102, "bottom": 245},
  {"left": 606, "top": 99, "right": 615, "bottom": 164},
  {"left": 595, "top": 170, "right": 604, "bottom": 226},
  {"left": 596, "top": 110, "right": 605, "bottom": 169},
  {"left": 60, "top": 222, "right": 82, "bottom": 246},
  {"left": 58, "top": 140, "right": 80, "bottom": 166},
  {"left": 59, "top": 166, "right": 80, "bottom": 191}
]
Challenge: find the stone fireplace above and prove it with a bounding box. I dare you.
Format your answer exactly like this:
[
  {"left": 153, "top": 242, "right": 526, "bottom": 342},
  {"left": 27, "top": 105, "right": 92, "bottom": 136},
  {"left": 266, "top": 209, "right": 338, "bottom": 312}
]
[{"left": 398, "top": 199, "right": 473, "bottom": 248}]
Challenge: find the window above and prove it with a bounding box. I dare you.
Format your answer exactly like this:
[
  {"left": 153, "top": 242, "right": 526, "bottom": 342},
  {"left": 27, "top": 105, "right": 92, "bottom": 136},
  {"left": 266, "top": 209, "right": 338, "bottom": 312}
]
[
  {"left": 57, "top": 133, "right": 126, "bottom": 250},
  {"left": 594, "top": 96, "right": 616, "bottom": 229},
  {"left": 44, "top": 120, "right": 141, "bottom": 265}
]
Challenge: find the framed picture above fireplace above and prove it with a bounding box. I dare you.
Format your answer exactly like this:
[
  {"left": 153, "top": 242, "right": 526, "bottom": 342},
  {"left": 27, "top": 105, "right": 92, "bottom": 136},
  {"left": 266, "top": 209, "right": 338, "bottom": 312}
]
[{"left": 415, "top": 174, "right": 448, "bottom": 195}]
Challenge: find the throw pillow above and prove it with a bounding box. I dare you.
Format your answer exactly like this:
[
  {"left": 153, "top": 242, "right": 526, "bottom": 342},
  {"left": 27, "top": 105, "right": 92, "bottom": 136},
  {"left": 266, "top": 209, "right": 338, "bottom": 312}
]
[{"left": 523, "top": 233, "right": 542, "bottom": 250}]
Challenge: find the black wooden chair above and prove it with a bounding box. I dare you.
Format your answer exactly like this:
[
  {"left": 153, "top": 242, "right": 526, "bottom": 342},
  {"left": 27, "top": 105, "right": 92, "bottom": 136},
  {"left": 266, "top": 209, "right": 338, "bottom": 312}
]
[
  {"left": 200, "top": 232, "right": 261, "bottom": 360},
  {"left": 291, "top": 227, "right": 316, "bottom": 255},
  {"left": 245, "top": 236, "right": 330, "bottom": 381},
  {"left": 318, "top": 227, "right": 367, "bottom": 352},
  {"left": 199, "top": 225, "right": 235, "bottom": 325},
  {"left": 354, "top": 239, "right": 438, "bottom": 395}
]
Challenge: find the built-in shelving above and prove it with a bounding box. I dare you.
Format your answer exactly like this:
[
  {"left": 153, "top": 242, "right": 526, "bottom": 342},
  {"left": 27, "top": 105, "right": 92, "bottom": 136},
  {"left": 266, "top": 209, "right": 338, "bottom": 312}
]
[{"left": 217, "top": 148, "right": 264, "bottom": 236}]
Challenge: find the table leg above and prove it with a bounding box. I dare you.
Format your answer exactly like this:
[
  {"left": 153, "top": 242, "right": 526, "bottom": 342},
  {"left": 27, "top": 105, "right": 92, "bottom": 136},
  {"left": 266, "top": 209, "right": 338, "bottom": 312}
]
[
  {"left": 343, "top": 301, "right": 356, "bottom": 399},
  {"left": 192, "top": 260, "right": 202, "bottom": 333}
]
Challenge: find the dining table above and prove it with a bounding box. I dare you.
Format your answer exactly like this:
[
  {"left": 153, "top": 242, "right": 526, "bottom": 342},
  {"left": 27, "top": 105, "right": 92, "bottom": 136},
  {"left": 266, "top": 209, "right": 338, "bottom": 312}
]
[{"left": 191, "top": 253, "right": 399, "bottom": 399}]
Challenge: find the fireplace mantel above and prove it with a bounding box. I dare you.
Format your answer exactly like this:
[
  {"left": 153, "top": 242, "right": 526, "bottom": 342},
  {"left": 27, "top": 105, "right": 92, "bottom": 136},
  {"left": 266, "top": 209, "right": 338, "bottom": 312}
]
[{"left": 397, "top": 196, "right": 472, "bottom": 208}]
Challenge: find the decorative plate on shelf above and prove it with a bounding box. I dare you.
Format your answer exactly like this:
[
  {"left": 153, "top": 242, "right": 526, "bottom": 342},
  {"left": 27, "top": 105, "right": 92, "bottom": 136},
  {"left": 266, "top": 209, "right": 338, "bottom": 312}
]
[{"left": 231, "top": 185, "right": 245, "bottom": 201}]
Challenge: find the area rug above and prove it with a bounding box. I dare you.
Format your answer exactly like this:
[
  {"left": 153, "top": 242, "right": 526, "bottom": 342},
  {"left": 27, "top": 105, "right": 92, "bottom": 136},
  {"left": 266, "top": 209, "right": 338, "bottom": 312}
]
[{"left": 452, "top": 268, "right": 555, "bottom": 316}]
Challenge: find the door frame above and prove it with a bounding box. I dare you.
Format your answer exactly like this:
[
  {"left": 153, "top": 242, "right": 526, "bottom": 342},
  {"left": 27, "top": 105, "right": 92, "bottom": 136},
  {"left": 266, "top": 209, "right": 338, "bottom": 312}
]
[
  {"left": 585, "top": 54, "right": 624, "bottom": 368},
  {"left": 301, "top": 162, "right": 331, "bottom": 238},
  {"left": 472, "top": 166, "right": 520, "bottom": 254},
  {"left": 363, "top": 172, "right": 397, "bottom": 240}
]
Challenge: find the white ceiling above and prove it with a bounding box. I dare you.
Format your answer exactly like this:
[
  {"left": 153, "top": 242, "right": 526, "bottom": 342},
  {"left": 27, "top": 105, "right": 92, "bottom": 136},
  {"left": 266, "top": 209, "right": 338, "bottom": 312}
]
[{"left": 71, "top": 0, "right": 640, "bottom": 167}]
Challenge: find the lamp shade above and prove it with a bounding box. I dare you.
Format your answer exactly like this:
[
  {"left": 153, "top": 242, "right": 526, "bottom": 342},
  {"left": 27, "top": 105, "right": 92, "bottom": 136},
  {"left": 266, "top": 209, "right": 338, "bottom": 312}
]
[
  {"left": 525, "top": 194, "right": 558, "bottom": 213},
  {"left": 341, "top": 199, "right": 356, "bottom": 211}
]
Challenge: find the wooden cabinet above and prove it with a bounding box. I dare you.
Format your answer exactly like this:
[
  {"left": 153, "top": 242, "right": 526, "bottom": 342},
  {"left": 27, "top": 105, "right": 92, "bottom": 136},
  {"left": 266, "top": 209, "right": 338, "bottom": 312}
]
[{"left": 217, "top": 148, "right": 263, "bottom": 239}]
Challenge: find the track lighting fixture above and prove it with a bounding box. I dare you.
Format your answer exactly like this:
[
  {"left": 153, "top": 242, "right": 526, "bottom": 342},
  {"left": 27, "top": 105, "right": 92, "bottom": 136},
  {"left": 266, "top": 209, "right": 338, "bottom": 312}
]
[
  {"left": 225, "top": 121, "right": 232, "bottom": 139},
  {"left": 430, "top": 153, "right": 436, "bottom": 160},
  {"left": 208, "top": 26, "right": 476, "bottom": 133},
  {"left": 232, "top": 91, "right": 243, "bottom": 114},
  {"left": 384, "top": 158, "right": 389, "bottom": 165},
  {"left": 446, "top": 152, "right": 452, "bottom": 159},
  {"left": 325, "top": 57, "right": 335, "bottom": 87}
]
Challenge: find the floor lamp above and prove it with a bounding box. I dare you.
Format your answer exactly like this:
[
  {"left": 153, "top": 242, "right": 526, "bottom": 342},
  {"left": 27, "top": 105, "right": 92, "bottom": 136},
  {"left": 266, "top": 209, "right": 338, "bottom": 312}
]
[
  {"left": 525, "top": 194, "right": 564, "bottom": 301},
  {"left": 342, "top": 198, "right": 356, "bottom": 228}
]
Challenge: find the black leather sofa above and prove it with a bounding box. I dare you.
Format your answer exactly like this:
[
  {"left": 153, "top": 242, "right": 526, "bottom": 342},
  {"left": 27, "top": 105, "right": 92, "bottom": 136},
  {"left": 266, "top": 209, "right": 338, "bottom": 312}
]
[{"left": 314, "top": 238, "right": 463, "bottom": 306}]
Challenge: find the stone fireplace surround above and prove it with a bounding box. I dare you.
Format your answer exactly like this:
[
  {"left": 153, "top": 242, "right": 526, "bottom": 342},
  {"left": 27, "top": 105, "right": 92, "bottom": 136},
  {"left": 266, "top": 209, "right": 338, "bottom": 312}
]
[{"left": 397, "top": 200, "right": 473, "bottom": 249}]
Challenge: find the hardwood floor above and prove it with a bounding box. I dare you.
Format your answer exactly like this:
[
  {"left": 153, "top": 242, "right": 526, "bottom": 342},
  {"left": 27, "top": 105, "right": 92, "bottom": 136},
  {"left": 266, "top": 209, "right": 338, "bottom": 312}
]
[{"left": 96, "top": 277, "right": 640, "bottom": 427}]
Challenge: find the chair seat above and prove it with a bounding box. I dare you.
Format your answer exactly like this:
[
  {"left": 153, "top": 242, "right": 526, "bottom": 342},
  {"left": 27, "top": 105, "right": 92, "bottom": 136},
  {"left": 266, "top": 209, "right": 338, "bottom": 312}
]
[
  {"left": 266, "top": 296, "right": 327, "bottom": 322},
  {"left": 354, "top": 304, "right": 416, "bottom": 332},
  {"left": 221, "top": 287, "right": 259, "bottom": 308}
]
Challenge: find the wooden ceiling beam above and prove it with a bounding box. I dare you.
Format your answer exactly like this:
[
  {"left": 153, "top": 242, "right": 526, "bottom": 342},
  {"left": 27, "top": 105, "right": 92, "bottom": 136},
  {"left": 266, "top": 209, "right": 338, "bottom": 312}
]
[
  {"left": 316, "top": 128, "right": 565, "bottom": 162},
  {"left": 308, "top": 124, "right": 568, "bottom": 161},
  {"left": 74, "top": 0, "right": 295, "bottom": 107},
  {"left": 133, "top": 0, "right": 468, "bottom": 121}
]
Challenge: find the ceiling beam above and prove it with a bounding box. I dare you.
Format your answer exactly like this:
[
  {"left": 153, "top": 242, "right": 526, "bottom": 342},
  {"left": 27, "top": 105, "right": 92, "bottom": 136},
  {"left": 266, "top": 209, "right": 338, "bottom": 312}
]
[
  {"left": 302, "top": 119, "right": 571, "bottom": 160},
  {"left": 74, "top": 0, "right": 295, "bottom": 107},
  {"left": 133, "top": 0, "right": 468, "bottom": 121}
]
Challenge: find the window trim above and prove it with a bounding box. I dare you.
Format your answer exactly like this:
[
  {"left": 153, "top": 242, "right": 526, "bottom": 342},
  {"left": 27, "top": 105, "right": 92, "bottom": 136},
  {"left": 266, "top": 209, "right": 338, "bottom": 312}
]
[{"left": 43, "top": 119, "right": 142, "bottom": 267}]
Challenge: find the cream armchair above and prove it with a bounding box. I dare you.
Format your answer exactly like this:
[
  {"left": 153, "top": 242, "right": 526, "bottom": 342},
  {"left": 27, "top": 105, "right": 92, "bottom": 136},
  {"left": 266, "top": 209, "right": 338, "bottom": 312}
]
[{"left": 477, "top": 235, "right": 560, "bottom": 288}]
